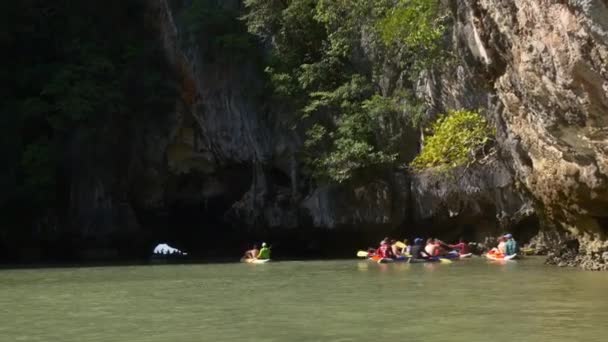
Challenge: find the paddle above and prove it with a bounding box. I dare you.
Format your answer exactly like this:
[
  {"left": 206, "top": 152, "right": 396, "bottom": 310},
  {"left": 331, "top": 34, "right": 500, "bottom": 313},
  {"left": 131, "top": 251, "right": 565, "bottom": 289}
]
[{"left": 357, "top": 250, "right": 369, "bottom": 258}]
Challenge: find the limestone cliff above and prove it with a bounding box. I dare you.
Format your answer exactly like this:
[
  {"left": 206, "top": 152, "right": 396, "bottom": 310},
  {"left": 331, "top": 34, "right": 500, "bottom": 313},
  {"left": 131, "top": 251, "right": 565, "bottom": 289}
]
[
  {"left": 143, "top": 0, "right": 608, "bottom": 266},
  {"left": 153, "top": 0, "right": 413, "bottom": 233},
  {"left": 434, "top": 0, "right": 608, "bottom": 269},
  {"left": 13, "top": 0, "right": 606, "bottom": 266},
  {"left": 148, "top": 1, "right": 529, "bottom": 244}
]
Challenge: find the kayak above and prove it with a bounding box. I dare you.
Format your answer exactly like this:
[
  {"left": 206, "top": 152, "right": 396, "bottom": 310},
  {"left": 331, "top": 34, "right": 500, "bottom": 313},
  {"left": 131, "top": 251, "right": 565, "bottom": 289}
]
[
  {"left": 459, "top": 253, "right": 473, "bottom": 258},
  {"left": 369, "top": 255, "right": 410, "bottom": 263},
  {"left": 367, "top": 255, "right": 451, "bottom": 264},
  {"left": 520, "top": 247, "right": 535, "bottom": 255},
  {"left": 438, "top": 251, "right": 461, "bottom": 259},
  {"left": 408, "top": 258, "right": 440, "bottom": 263},
  {"left": 377, "top": 258, "right": 394, "bottom": 264},
  {"left": 243, "top": 258, "right": 270, "bottom": 264},
  {"left": 485, "top": 253, "right": 517, "bottom": 261}
]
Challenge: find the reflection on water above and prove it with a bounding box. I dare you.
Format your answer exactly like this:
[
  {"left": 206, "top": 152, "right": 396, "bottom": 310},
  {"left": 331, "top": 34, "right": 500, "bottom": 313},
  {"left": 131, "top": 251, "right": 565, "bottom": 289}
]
[{"left": 1, "top": 257, "right": 607, "bottom": 342}]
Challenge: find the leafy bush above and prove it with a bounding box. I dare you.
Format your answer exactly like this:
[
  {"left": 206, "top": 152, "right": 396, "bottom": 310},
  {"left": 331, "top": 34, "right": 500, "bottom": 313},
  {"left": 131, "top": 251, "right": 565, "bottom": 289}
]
[
  {"left": 379, "top": 0, "right": 444, "bottom": 49},
  {"left": 411, "top": 110, "right": 494, "bottom": 171}
]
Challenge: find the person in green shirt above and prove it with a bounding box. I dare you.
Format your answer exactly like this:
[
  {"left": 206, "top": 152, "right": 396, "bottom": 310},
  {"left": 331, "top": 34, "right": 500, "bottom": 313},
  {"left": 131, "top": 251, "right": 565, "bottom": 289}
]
[
  {"left": 257, "top": 242, "right": 271, "bottom": 260},
  {"left": 504, "top": 234, "right": 519, "bottom": 255}
]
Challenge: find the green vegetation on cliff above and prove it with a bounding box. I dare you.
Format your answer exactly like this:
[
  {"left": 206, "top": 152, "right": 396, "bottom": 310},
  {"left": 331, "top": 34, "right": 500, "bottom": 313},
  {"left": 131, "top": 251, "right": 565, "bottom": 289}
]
[
  {"left": 243, "top": 0, "right": 446, "bottom": 182},
  {"left": 411, "top": 110, "right": 495, "bottom": 171},
  {"left": 379, "top": 0, "right": 446, "bottom": 73}
]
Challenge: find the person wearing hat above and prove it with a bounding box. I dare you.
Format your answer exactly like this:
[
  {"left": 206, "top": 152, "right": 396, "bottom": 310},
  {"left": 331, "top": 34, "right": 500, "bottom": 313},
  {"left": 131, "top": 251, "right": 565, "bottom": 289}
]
[
  {"left": 504, "top": 234, "right": 519, "bottom": 255},
  {"left": 256, "top": 242, "right": 271, "bottom": 260},
  {"left": 409, "top": 238, "right": 428, "bottom": 260}
]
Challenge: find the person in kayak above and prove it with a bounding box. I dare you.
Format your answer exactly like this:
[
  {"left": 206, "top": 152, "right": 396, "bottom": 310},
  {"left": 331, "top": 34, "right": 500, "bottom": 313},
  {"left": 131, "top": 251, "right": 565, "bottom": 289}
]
[
  {"left": 376, "top": 241, "right": 395, "bottom": 259},
  {"left": 449, "top": 238, "right": 470, "bottom": 255},
  {"left": 498, "top": 236, "right": 507, "bottom": 254},
  {"left": 504, "top": 234, "right": 519, "bottom": 255},
  {"left": 425, "top": 238, "right": 439, "bottom": 256},
  {"left": 410, "top": 238, "right": 431, "bottom": 260},
  {"left": 243, "top": 244, "right": 259, "bottom": 259},
  {"left": 489, "top": 236, "right": 507, "bottom": 256},
  {"left": 390, "top": 239, "right": 401, "bottom": 257},
  {"left": 435, "top": 238, "right": 454, "bottom": 256},
  {"left": 257, "top": 242, "right": 271, "bottom": 260}
]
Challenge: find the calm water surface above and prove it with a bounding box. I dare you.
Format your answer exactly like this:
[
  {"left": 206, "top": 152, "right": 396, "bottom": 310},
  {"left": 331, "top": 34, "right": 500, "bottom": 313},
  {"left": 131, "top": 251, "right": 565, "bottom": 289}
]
[{"left": 1, "top": 257, "right": 607, "bottom": 342}]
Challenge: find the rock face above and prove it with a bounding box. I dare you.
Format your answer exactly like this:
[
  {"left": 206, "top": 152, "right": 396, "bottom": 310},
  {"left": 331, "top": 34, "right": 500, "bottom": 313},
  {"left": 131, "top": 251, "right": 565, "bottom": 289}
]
[
  {"left": 438, "top": 0, "right": 608, "bottom": 269},
  {"left": 410, "top": 159, "right": 536, "bottom": 242}
]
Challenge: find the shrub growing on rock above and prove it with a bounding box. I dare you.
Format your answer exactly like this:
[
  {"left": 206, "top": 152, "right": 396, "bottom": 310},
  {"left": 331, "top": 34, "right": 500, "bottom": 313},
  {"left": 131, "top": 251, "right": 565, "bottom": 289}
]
[{"left": 411, "top": 110, "right": 494, "bottom": 171}]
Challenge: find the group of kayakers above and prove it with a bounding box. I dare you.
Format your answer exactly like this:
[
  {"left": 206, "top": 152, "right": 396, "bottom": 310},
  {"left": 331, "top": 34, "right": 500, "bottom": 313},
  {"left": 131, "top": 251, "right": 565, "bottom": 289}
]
[
  {"left": 369, "top": 237, "right": 471, "bottom": 261},
  {"left": 367, "top": 234, "right": 519, "bottom": 262},
  {"left": 241, "top": 233, "right": 519, "bottom": 263}
]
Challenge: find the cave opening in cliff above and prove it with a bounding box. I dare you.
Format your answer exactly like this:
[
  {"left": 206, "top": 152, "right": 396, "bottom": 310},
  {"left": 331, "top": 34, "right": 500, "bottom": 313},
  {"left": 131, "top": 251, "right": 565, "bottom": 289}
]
[
  {"left": 268, "top": 167, "right": 291, "bottom": 188},
  {"left": 595, "top": 217, "right": 608, "bottom": 237},
  {"left": 139, "top": 163, "right": 256, "bottom": 259},
  {"left": 509, "top": 215, "right": 541, "bottom": 243}
]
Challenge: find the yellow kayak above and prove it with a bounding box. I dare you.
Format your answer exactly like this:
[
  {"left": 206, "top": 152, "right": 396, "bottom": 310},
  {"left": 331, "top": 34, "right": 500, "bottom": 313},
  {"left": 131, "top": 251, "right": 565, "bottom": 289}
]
[
  {"left": 520, "top": 247, "right": 535, "bottom": 255},
  {"left": 243, "top": 258, "right": 270, "bottom": 264}
]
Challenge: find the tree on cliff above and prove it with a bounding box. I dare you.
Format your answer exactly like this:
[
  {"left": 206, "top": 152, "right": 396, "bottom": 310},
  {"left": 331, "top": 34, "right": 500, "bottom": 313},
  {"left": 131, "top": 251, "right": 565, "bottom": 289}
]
[{"left": 243, "top": 0, "right": 447, "bottom": 182}]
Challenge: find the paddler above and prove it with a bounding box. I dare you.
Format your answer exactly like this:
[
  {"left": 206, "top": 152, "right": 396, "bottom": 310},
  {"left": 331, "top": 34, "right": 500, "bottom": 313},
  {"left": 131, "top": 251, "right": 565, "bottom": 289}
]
[
  {"left": 449, "top": 238, "right": 470, "bottom": 255},
  {"left": 256, "top": 242, "right": 271, "bottom": 260},
  {"left": 489, "top": 236, "right": 507, "bottom": 256},
  {"left": 425, "top": 238, "right": 439, "bottom": 256},
  {"left": 390, "top": 239, "right": 401, "bottom": 257},
  {"left": 504, "top": 234, "right": 519, "bottom": 255},
  {"left": 497, "top": 236, "right": 507, "bottom": 255},
  {"left": 410, "top": 238, "right": 429, "bottom": 260},
  {"left": 434, "top": 238, "right": 453, "bottom": 256},
  {"left": 375, "top": 240, "right": 394, "bottom": 259},
  {"left": 243, "top": 244, "right": 259, "bottom": 259}
]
